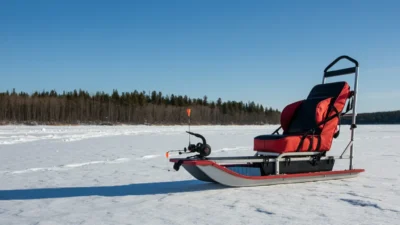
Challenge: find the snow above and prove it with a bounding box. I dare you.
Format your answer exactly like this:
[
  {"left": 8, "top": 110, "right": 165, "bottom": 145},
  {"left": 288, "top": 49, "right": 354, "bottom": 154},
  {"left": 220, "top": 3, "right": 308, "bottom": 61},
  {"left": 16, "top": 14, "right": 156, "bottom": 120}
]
[{"left": 0, "top": 125, "right": 399, "bottom": 225}]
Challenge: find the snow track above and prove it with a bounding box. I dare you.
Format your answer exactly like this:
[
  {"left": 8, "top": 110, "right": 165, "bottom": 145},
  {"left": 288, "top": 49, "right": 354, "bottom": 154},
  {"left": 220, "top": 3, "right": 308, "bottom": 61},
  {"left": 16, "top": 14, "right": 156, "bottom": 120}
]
[{"left": 0, "top": 125, "right": 399, "bottom": 225}]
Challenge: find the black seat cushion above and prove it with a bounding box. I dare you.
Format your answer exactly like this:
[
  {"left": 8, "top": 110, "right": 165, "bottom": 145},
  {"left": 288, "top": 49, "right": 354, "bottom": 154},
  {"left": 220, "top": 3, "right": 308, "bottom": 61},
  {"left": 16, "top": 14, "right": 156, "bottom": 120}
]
[{"left": 254, "top": 135, "right": 287, "bottom": 140}]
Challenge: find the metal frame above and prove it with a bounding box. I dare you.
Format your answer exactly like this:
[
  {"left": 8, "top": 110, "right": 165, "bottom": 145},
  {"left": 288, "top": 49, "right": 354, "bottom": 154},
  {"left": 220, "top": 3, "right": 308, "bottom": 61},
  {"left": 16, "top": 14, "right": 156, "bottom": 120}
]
[
  {"left": 252, "top": 55, "right": 360, "bottom": 172},
  {"left": 180, "top": 154, "right": 320, "bottom": 165},
  {"left": 255, "top": 151, "right": 280, "bottom": 157},
  {"left": 255, "top": 151, "right": 324, "bottom": 175},
  {"left": 322, "top": 55, "right": 359, "bottom": 170},
  {"left": 174, "top": 151, "right": 350, "bottom": 174},
  {"left": 274, "top": 152, "right": 321, "bottom": 174}
]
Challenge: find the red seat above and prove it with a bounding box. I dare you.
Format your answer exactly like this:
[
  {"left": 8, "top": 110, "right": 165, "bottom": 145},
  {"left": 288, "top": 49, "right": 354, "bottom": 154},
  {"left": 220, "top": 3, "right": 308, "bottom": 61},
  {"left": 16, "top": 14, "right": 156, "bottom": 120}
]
[{"left": 254, "top": 81, "right": 352, "bottom": 154}]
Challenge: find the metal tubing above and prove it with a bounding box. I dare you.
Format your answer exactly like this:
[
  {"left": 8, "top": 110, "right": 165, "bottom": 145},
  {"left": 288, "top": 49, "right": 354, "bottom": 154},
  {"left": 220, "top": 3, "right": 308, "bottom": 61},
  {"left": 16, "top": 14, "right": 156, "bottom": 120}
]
[
  {"left": 349, "top": 67, "right": 359, "bottom": 169},
  {"left": 256, "top": 152, "right": 281, "bottom": 157},
  {"left": 334, "top": 156, "right": 350, "bottom": 159},
  {"left": 275, "top": 152, "right": 320, "bottom": 174},
  {"left": 215, "top": 156, "right": 329, "bottom": 165},
  {"left": 321, "top": 56, "right": 359, "bottom": 170},
  {"left": 340, "top": 141, "right": 353, "bottom": 158}
]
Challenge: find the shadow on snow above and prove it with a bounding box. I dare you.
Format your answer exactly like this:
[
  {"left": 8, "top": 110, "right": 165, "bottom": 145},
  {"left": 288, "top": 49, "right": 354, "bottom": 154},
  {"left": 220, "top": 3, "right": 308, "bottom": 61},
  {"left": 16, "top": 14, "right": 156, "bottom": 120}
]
[{"left": 0, "top": 180, "right": 227, "bottom": 201}]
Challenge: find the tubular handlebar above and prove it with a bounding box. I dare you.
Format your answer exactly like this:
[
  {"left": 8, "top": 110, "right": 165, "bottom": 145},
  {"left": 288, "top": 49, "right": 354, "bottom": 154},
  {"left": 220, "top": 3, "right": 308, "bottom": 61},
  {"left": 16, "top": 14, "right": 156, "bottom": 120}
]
[
  {"left": 324, "top": 55, "right": 359, "bottom": 78},
  {"left": 324, "top": 55, "right": 359, "bottom": 72}
]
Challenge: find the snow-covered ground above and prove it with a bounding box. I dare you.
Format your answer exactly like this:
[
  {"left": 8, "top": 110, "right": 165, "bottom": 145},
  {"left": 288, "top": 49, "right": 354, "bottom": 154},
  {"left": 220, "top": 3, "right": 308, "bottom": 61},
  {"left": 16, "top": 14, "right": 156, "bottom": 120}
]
[{"left": 0, "top": 125, "right": 399, "bottom": 225}]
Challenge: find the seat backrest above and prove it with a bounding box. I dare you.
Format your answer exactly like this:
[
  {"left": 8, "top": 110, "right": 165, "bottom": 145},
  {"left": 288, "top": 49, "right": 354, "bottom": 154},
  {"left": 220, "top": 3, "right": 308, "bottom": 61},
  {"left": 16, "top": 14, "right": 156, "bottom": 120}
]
[
  {"left": 280, "top": 81, "right": 350, "bottom": 135},
  {"left": 307, "top": 81, "right": 350, "bottom": 100}
]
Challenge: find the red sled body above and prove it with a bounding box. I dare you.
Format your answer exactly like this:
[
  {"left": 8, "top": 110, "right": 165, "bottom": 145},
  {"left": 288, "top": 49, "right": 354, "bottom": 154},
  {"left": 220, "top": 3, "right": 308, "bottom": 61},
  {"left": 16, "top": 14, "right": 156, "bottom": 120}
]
[{"left": 169, "top": 55, "right": 365, "bottom": 187}]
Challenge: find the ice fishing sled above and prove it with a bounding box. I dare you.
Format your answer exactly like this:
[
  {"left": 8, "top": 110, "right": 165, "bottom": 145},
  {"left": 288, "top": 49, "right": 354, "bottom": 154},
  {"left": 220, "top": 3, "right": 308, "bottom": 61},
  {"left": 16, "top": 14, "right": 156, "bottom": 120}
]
[{"left": 168, "top": 55, "right": 365, "bottom": 187}]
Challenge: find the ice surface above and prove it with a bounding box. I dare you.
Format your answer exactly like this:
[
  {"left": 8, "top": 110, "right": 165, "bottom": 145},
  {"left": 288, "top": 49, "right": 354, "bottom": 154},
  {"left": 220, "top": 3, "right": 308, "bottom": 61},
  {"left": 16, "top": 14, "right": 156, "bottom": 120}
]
[{"left": 0, "top": 125, "right": 399, "bottom": 225}]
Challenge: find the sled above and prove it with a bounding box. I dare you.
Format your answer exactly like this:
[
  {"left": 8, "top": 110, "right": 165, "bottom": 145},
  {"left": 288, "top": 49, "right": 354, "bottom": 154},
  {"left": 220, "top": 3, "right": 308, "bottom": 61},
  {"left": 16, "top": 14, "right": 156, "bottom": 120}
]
[{"left": 168, "top": 55, "right": 365, "bottom": 187}]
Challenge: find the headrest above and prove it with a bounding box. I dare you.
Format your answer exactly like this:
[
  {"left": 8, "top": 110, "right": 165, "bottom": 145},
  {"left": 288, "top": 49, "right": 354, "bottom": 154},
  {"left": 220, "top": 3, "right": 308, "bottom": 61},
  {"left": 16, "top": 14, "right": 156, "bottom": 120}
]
[{"left": 307, "top": 81, "right": 349, "bottom": 99}]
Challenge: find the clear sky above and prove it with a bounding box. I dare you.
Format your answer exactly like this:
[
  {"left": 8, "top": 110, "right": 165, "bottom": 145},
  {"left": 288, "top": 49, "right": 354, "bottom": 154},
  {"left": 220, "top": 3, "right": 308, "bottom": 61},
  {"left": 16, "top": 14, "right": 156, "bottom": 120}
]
[{"left": 1, "top": 0, "right": 399, "bottom": 113}]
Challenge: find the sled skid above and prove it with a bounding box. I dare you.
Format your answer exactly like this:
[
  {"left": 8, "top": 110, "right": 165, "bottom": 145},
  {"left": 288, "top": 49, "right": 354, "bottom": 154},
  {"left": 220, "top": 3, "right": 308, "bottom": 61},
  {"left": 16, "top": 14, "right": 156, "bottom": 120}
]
[{"left": 170, "top": 157, "right": 364, "bottom": 187}]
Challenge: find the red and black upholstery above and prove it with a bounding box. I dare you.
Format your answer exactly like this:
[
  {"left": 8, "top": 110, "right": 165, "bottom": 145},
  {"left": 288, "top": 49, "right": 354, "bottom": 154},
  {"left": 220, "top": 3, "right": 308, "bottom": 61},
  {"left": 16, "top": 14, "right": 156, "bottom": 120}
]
[{"left": 254, "top": 81, "right": 352, "bottom": 154}]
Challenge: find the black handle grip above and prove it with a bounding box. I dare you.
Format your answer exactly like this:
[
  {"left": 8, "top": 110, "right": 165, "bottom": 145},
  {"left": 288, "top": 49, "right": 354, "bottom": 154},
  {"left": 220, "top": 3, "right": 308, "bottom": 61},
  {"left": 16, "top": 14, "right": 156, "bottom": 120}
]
[{"left": 324, "top": 55, "right": 359, "bottom": 78}]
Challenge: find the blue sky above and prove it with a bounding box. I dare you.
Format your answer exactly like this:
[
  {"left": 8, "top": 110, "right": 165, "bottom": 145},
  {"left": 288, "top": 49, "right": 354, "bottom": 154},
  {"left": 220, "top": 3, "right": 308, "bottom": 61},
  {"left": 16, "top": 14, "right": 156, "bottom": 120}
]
[{"left": 1, "top": 0, "right": 399, "bottom": 113}]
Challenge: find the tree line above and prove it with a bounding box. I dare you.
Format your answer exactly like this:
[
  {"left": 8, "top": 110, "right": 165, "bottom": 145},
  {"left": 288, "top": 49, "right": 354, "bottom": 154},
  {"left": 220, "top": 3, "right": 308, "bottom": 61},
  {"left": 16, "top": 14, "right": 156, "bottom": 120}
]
[
  {"left": 0, "top": 89, "right": 281, "bottom": 125},
  {"left": 342, "top": 110, "right": 400, "bottom": 124}
]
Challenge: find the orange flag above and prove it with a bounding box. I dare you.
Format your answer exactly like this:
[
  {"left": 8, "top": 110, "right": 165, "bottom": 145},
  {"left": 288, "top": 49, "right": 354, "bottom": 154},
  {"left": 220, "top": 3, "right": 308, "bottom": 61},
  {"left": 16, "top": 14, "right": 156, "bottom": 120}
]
[{"left": 186, "top": 108, "right": 191, "bottom": 117}]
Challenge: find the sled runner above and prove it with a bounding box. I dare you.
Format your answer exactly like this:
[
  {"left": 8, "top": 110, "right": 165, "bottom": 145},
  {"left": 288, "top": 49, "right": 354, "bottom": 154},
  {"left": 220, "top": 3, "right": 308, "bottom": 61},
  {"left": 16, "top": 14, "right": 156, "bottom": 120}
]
[{"left": 168, "top": 55, "right": 365, "bottom": 187}]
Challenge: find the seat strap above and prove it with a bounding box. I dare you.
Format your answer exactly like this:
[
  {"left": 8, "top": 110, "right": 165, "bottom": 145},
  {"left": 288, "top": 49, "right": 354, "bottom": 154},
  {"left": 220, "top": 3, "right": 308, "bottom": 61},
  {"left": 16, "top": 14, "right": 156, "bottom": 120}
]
[
  {"left": 296, "top": 136, "right": 306, "bottom": 152},
  {"left": 334, "top": 94, "right": 354, "bottom": 138},
  {"left": 307, "top": 134, "right": 314, "bottom": 151},
  {"left": 296, "top": 129, "right": 315, "bottom": 152},
  {"left": 331, "top": 107, "right": 341, "bottom": 138},
  {"left": 315, "top": 135, "right": 322, "bottom": 151}
]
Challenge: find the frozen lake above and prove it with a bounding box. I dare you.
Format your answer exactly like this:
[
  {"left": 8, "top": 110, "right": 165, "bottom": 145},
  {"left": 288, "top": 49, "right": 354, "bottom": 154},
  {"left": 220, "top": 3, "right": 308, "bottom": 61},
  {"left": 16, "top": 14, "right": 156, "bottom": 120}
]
[{"left": 0, "top": 125, "right": 399, "bottom": 225}]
